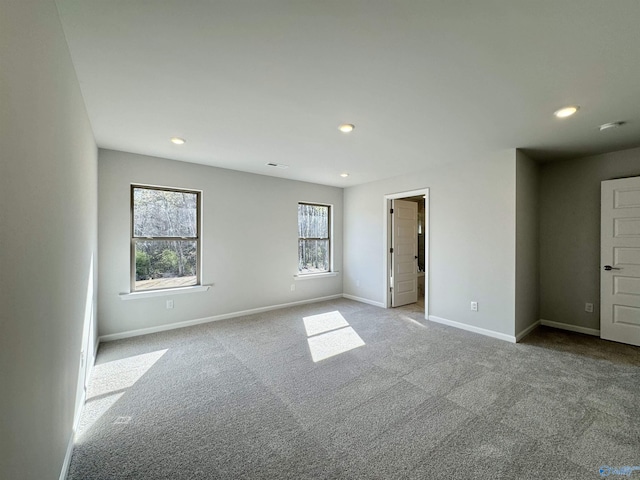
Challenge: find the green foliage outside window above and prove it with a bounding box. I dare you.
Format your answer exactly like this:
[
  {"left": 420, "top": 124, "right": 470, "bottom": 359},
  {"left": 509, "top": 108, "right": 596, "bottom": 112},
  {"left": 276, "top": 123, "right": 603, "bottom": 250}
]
[{"left": 132, "top": 186, "right": 199, "bottom": 290}]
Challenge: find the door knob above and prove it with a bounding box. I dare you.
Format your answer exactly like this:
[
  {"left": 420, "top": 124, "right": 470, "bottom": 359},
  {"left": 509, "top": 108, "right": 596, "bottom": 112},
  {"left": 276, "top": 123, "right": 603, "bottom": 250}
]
[{"left": 604, "top": 265, "right": 621, "bottom": 271}]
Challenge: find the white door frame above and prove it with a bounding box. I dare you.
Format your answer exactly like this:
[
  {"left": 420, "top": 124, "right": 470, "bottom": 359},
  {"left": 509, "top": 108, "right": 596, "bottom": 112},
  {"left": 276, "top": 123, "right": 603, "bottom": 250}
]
[{"left": 383, "top": 188, "right": 429, "bottom": 318}]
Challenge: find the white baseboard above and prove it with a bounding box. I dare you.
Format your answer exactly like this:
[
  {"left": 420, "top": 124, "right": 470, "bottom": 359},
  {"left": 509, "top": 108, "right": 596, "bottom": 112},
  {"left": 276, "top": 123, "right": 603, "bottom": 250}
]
[
  {"left": 516, "top": 320, "right": 541, "bottom": 342},
  {"left": 540, "top": 319, "right": 600, "bottom": 337},
  {"left": 428, "top": 315, "right": 517, "bottom": 343},
  {"left": 99, "top": 294, "right": 343, "bottom": 342},
  {"left": 73, "top": 389, "right": 86, "bottom": 433},
  {"left": 342, "top": 294, "right": 385, "bottom": 308},
  {"left": 59, "top": 432, "right": 75, "bottom": 480}
]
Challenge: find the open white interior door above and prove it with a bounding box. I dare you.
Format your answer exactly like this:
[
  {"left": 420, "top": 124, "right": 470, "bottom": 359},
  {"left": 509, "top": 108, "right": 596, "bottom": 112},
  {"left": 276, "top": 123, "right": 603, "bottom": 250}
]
[
  {"left": 601, "top": 176, "right": 640, "bottom": 346},
  {"left": 391, "top": 199, "right": 418, "bottom": 307}
]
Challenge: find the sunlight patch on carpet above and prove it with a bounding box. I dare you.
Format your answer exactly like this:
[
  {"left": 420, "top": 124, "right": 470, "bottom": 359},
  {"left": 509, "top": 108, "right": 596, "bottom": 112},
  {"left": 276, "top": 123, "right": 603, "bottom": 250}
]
[
  {"left": 303, "top": 311, "right": 350, "bottom": 336},
  {"left": 76, "top": 349, "right": 167, "bottom": 439},
  {"left": 303, "top": 311, "right": 365, "bottom": 362},
  {"left": 399, "top": 314, "right": 428, "bottom": 328},
  {"left": 90, "top": 349, "right": 168, "bottom": 397}
]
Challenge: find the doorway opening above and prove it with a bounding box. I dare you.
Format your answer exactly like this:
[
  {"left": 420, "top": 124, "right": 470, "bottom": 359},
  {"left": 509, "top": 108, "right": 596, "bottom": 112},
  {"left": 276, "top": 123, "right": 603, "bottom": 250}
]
[{"left": 383, "top": 188, "right": 429, "bottom": 318}]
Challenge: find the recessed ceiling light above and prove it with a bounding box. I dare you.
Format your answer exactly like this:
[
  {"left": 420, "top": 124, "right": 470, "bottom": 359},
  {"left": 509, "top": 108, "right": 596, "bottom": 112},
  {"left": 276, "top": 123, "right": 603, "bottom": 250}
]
[
  {"left": 340, "top": 173, "right": 349, "bottom": 178},
  {"left": 553, "top": 106, "right": 580, "bottom": 118},
  {"left": 338, "top": 124, "right": 355, "bottom": 133},
  {"left": 170, "top": 137, "right": 186, "bottom": 145},
  {"left": 599, "top": 121, "right": 625, "bottom": 131}
]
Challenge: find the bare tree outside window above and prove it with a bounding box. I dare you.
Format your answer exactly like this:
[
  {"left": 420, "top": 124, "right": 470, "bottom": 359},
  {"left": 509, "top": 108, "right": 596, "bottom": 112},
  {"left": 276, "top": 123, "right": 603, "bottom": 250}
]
[
  {"left": 132, "top": 186, "right": 201, "bottom": 291},
  {"left": 298, "top": 203, "right": 330, "bottom": 274}
]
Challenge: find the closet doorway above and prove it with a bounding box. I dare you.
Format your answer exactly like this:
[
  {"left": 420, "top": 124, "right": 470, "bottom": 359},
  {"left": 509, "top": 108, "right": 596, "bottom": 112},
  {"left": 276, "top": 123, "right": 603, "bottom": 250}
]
[{"left": 384, "top": 189, "right": 429, "bottom": 318}]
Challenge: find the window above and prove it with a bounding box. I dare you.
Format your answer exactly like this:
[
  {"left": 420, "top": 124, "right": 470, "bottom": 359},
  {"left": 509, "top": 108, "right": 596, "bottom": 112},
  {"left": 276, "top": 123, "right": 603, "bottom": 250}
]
[
  {"left": 298, "top": 203, "right": 331, "bottom": 274},
  {"left": 131, "top": 185, "right": 200, "bottom": 292}
]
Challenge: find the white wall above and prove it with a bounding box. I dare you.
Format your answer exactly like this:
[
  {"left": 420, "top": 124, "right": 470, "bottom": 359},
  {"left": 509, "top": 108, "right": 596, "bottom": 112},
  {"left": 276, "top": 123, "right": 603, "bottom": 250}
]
[
  {"left": 98, "top": 149, "right": 343, "bottom": 337},
  {"left": 344, "top": 149, "right": 517, "bottom": 337},
  {"left": 515, "top": 150, "right": 539, "bottom": 337},
  {"left": 0, "top": 1, "right": 98, "bottom": 479},
  {"left": 540, "top": 147, "right": 640, "bottom": 330}
]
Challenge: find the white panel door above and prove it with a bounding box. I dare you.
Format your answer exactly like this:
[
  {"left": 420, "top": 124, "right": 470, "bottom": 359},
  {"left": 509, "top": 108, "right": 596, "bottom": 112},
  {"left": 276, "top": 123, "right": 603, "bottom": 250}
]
[
  {"left": 392, "top": 199, "right": 418, "bottom": 307},
  {"left": 601, "top": 176, "right": 640, "bottom": 346}
]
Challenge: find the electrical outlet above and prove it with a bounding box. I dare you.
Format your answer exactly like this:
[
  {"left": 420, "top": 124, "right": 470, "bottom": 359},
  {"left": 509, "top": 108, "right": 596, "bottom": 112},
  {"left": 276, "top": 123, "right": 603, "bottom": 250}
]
[
  {"left": 166, "top": 300, "right": 174, "bottom": 309},
  {"left": 470, "top": 301, "right": 478, "bottom": 312},
  {"left": 585, "top": 302, "right": 594, "bottom": 313},
  {"left": 290, "top": 284, "right": 295, "bottom": 292}
]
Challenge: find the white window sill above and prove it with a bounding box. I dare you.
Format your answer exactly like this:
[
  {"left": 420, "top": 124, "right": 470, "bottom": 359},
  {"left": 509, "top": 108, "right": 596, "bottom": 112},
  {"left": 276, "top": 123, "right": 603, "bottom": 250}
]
[
  {"left": 294, "top": 272, "right": 340, "bottom": 281},
  {"left": 120, "top": 285, "right": 211, "bottom": 300}
]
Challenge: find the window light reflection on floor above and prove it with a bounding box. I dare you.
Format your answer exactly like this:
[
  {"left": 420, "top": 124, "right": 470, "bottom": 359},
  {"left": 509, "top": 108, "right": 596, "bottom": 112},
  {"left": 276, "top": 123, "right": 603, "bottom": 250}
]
[
  {"left": 303, "top": 311, "right": 365, "bottom": 362},
  {"left": 399, "top": 314, "right": 428, "bottom": 328},
  {"left": 303, "top": 310, "right": 349, "bottom": 336},
  {"left": 76, "top": 349, "right": 167, "bottom": 439}
]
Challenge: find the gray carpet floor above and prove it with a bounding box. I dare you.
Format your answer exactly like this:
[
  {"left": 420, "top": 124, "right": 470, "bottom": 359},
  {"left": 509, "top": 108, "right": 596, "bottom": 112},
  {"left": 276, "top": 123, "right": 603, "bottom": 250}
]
[{"left": 68, "top": 299, "right": 640, "bottom": 479}]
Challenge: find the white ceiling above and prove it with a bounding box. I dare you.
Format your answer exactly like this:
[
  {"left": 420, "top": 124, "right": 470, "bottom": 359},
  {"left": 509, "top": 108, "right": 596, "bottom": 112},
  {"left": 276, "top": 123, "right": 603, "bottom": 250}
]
[{"left": 56, "top": 0, "right": 640, "bottom": 187}]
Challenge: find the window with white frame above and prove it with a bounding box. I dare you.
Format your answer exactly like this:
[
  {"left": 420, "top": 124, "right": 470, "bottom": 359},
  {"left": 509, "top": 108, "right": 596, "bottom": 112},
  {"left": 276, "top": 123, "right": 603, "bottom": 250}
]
[
  {"left": 298, "top": 203, "right": 331, "bottom": 274},
  {"left": 131, "top": 185, "right": 200, "bottom": 292}
]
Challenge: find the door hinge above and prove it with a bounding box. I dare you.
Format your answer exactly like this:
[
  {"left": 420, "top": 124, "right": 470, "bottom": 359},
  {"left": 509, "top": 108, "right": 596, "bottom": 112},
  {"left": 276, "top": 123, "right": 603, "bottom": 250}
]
[
  {"left": 390, "top": 247, "right": 394, "bottom": 253},
  {"left": 390, "top": 208, "right": 394, "bottom": 214}
]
